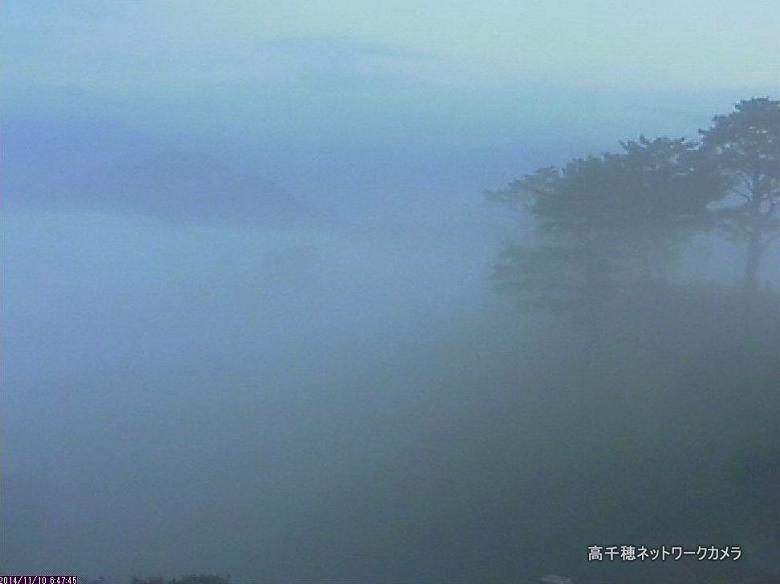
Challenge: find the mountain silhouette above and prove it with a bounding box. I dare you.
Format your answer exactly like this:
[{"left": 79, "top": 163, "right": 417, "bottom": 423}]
[
  {"left": 91, "top": 150, "right": 303, "bottom": 226},
  {"left": 4, "top": 120, "right": 307, "bottom": 228}
]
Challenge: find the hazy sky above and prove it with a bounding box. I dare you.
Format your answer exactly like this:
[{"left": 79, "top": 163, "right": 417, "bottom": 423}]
[
  {"left": 4, "top": 1, "right": 778, "bottom": 214},
  {"left": 5, "top": 0, "right": 779, "bottom": 95}
]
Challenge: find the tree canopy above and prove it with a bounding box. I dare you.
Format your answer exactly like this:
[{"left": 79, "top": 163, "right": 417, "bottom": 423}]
[
  {"left": 699, "top": 97, "right": 780, "bottom": 291},
  {"left": 490, "top": 97, "right": 780, "bottom": 319}
]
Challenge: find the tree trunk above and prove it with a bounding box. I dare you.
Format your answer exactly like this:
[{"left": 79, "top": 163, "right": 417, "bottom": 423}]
[
  {"left": 744, "top": 179, "right": 766, "bottom": 295},
  {"left": 744, "top": 229, "right": 762, "bottom": 294}
]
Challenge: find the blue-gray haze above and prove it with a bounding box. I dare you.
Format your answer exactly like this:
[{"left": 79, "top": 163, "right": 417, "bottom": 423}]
[{"left": 2, "top": 2, "right": 779, "bottom": 582}]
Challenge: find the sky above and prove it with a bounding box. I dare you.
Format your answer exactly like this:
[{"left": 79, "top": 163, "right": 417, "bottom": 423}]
[
  {"left": 5, "top": 0, "right": 778, "bottom": 217},
  {"left": 5, "top": 0, "right": 780, "bottom": 94}
]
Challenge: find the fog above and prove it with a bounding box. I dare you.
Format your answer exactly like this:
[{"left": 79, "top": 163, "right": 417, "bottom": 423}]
[
  {"left": 2, "top": 190, "right": 538, "bottom": 581},
  {"left": 2, "top": 2, "right": 780, "bottom": 584}
]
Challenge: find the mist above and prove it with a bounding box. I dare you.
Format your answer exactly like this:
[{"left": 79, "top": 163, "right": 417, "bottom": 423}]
[{"left": 2, "top": 2, "right": 780, "bottom": 584}]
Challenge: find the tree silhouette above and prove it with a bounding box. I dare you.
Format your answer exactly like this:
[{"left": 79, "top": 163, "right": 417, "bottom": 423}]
[
  {"left": 489, "top": 136, "right": 718, "bottom": 322},
  {"left": 699, "top": 97, "right": 780, "bottom": 292}
]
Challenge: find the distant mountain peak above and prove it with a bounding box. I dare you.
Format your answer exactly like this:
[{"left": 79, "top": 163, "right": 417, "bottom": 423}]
[{"left": 6, "top": 120, "right": 309, "bottom": 228}]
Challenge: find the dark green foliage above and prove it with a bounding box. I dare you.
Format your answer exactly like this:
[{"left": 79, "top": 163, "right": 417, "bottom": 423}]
[
  {"left": 82, "top": 576, "right": 231, "bottom": 584},
  {"left": 699, "top": 97, "right": 780, "bottom": 291},
  {"left": 526, "top": 283, "right": 780, "bottom": 583},
  {"left": 130, "top": 576, "right": 230, "bottom": 584},
  {"left": 490, "top": 98, "right": 779, "bottom": 317},
  {"left": 489, "top": 136, "right": 721, "bottom": 321},
  {"left": 173, "top": 577, "right": 231, "bottom": 584},
  {"left": 485, "top": 99, "right": 780, "bottom": 582}
]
